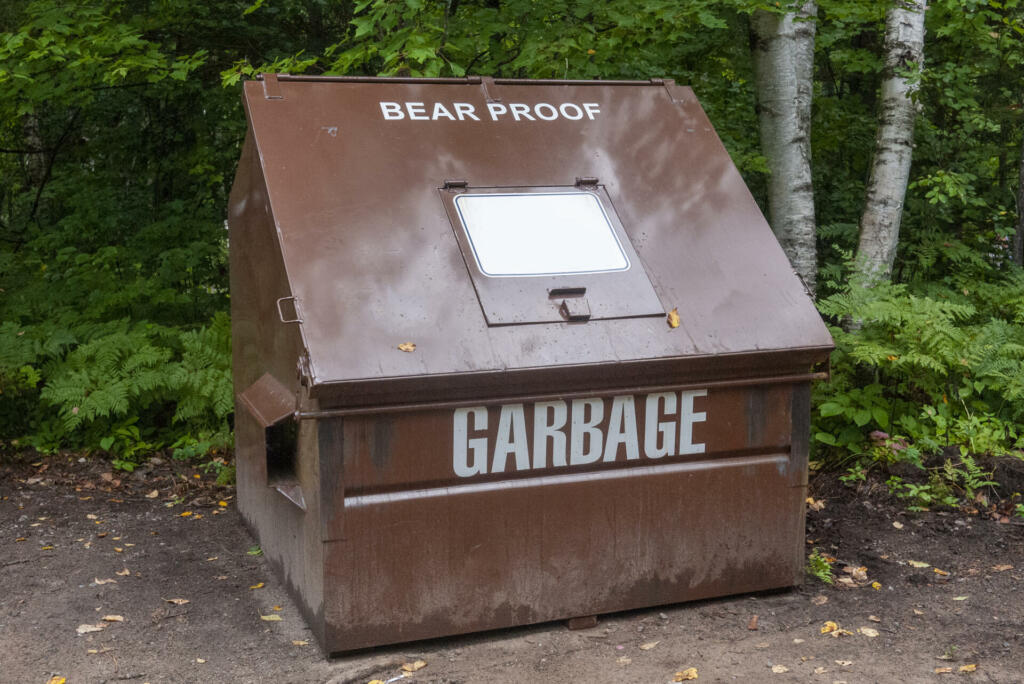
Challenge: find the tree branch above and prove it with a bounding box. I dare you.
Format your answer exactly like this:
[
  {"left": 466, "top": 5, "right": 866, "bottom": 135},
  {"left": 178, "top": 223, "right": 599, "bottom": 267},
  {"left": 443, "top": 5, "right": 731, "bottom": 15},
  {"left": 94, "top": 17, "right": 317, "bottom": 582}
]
[{"left": 29, "top": 108, "right": 82, "bottom": 223}]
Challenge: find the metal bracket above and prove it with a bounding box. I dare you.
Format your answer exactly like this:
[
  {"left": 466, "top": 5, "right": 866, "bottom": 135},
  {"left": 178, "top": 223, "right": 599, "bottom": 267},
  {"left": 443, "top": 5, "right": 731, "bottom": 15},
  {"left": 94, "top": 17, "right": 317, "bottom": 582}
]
[
  {"left": 575, "top": 176, "right": 599, "bottom": 188},
  {"left": 443, "top": 179, "right": 469, "bottom": 190},
  {"left": 275, "top": 296, "right": 302, "bottom": 324},
  {"left": 262, "top": 73, "right": 283, "bottom": 100},
  {"left": 480, "top": 76, "right": 501, "bottom": 103}
]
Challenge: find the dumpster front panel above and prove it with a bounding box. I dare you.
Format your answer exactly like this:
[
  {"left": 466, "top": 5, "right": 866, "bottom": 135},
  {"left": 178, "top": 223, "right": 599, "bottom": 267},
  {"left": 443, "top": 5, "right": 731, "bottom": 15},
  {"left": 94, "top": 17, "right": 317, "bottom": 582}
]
[{"left": 319, "top": 382, "right": 807, "bottom": 651}]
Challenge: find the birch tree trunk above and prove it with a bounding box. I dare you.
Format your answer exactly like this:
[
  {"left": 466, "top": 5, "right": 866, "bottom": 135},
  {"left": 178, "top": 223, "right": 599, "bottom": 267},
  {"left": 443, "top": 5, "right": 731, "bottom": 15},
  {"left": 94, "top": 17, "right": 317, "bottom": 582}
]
[
  {"left": 1014, "top": 135, "right": 1024, "bottom": 266},
  {"left": 751, "top": 2, "right": 818, "bottom": 295},
  {"left": 854, "top": 0, "right": 927, "bottom": 283}
]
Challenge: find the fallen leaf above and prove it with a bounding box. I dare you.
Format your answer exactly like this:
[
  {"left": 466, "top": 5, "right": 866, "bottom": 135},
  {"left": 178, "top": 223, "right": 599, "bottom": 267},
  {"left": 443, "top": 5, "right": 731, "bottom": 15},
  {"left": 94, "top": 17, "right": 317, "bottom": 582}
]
[
  {"left": 821, "top": 621, "right": 839, "bottom": 634},
  {"left": 260, "top": 614, "right": 282, "bottom": 621},
  {"left": 616, "top": 656, "right": 632, "bottom": 665},
  {"left": 858, "top": 627, "right": 879, "bottom": 638},
  {"left": 814, "top": 667, "right": 827, "bottom": 674},
  {"left": 206, "top": 556, "right": 218, "bottom": 561},
  {"left": 145, "top": 490, "right": 159, "bottom": 499},
  {"left": 250, "top": 582, "right": 264, "bottom": 590},
  {"left": 806, "top": 497, "right": 826, "bottom": 511},
  {"left": 844, "top": 566, "right": 868, "bottom": 582},
  {"left": 401, "top": 659, "right": 427, "bottom": 672},
  {"left": 40, "top": 545, "right": 54, "bottom": 551},
  {"left": 812, "top": 595, "right": 828, "bottom": 606},
  {"left": 908, "top": 560, "right": 930, "bottom": 568},
  {"left": 397, "top": 342, "right": 416, "bottom": 352},
  {"left": 952, "top": 596, "right": 969, "bottom": 601},
  {"left": 793, "top": 638, "right": 805, "bottom": 644},
  {"left": 218, "top": 501, "right": 228, "bottom": 507},
  {"left": 667, "top": 308, "right": 680, "bottom": 329},
  {"left": 748, "top": 615, "right": 759, "bottom": 630},
  {"left": 165, "top": 598, "right": 190, "bottom": 605},
  {"left": 94, "top": 578, "right": 116, "bottom": 585},
  {"left": 179, "top": 511, "right": 192, "bottom": 518},
  {"left": 835, "top": 660, "right": 853, "bottom": 666},
  {"left": 101, "top": 615, "right": 124, "bottom": 622},
  {"left": 934, "top": 667, "right": 953, "bottom": 674},
  {"left": 116, "top": 568, "right": 131, "bottom": 576},
  {"left": 959, "top": 664, "right": 977, "bottom": 673},
  {"left": 771, "top": 665, "right": 790, "bottom": 673},
  {"left": 934, "top": 568, "right": 950, "bottom": 576},
  {"left": 868, "top": 615, "right": 881, "bottom": 622},
  {"left": 86, "top": 514, "right": 98, "bottom": 520},
  {"left": 114, "top": 547, "right": 123, "bottom": 553},
  {"left": 273, "top": 605, "right": 282, "bottom": 611},
  {"left": 368, "top": 681, "right": 385, "bottom": 684},
  {"left": 639, "top": 641, "right": 660, "bottom": 650},
  {"left": 871, "top": 581, "right": 882, "bottom": 590},
  {"left": 892, "top": 521, "right": 904, "bottom": 529},
  {"left": 913, "top": 608, "right": 924, "bottom": 615},
  {"left": 292, "top": 640, "right": 309, "bottom": 646},
  {"left": 15, "top": 537, "right": 26, "bottom": 542},
  {"left": 76, "top": 623, "right": 106, "bottom": 635},
  {"left": 196, "top": 658, "right": 206, "bottom": 663},
  {"left": 992, "top": 564, "right": 1013, "bottom": 572},
  {"left": 46, "top": 677, "right": 66, "bottom": 684},
  {"left": 674, "top": 668, "right": 698, "bottom": 681}
]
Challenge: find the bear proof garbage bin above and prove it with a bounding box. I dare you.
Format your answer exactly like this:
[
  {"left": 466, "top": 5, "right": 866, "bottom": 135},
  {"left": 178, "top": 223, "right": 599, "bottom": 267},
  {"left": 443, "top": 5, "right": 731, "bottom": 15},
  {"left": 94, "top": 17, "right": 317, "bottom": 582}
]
[{"left": 228, "top": 74, "right": 834, "bottom": 654}]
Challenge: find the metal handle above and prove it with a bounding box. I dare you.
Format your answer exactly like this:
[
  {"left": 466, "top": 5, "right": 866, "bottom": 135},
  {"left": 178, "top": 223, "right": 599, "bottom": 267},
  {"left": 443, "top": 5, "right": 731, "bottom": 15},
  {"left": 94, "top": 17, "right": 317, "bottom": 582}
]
[{"left": 275, "top": 296, "right": 302, "bottom": 324}]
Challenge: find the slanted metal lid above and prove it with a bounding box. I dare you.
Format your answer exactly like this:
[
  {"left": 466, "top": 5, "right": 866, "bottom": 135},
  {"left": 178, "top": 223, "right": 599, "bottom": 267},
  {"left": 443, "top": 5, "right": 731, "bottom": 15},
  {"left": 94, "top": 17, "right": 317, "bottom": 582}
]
[{"left": 235, "top": 76, "right": 833, "bottom": 407}]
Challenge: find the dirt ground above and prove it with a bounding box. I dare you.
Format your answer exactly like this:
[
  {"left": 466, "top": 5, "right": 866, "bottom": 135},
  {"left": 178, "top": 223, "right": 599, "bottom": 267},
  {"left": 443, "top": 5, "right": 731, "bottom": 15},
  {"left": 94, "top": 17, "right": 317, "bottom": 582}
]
[{"left": 1, "top": 453, "right": 1022, "bottom": 684}]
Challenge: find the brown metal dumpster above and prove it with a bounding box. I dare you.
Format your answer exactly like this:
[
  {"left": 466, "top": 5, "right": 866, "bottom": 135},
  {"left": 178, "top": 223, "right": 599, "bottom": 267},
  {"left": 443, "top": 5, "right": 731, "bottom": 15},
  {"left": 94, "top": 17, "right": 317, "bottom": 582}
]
[{"left": 228, "top": 74, "right": 834, "bottom": 654}]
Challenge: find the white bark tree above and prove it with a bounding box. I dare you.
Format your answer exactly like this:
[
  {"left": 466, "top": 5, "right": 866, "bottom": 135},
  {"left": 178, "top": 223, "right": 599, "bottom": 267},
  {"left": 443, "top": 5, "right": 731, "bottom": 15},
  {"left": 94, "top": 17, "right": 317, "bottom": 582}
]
[
  {"left": 751, "top": 2, "right": 818, "bottom": 295},
  {"left": 854, "top": 0, "right": 927, "bottom": 283},
  {"left": 1015, "top": 136, "right": 1024, "bottom": 266}
]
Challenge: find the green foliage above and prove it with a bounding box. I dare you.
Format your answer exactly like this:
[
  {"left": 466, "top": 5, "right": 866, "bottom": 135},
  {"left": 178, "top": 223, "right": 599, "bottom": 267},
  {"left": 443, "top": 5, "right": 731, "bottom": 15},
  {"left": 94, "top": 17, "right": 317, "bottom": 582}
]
[
  {"left": 2, "top": 0, "right": 1024, "bottom": 488},
  {"left": 806, "top": 548, "right": 835, "bottom": 585}
]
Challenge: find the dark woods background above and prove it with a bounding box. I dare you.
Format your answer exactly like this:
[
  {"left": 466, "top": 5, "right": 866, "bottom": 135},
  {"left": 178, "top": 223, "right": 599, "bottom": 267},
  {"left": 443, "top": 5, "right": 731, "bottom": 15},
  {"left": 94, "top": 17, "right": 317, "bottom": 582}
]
[{"left": 1, "top": 0, "right": 1023, "bottom": 508}]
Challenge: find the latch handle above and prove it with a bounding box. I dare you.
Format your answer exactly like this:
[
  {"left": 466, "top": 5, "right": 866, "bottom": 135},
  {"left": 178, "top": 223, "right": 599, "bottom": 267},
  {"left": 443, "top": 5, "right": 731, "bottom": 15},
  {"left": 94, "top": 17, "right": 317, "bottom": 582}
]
[{"left": 276, "top": 296, "right": 302, "bottom": 324}]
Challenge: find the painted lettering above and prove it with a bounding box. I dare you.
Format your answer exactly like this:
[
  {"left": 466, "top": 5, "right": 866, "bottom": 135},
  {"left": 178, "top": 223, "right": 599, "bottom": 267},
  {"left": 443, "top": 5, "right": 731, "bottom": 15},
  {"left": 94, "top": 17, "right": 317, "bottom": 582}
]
[
  {"left": 380, "top": 101, "right": 405, "bottom": 120},
  {"left": 451, "top": 390, "right": 710, "bottom": 478},
  {"left": 569, "top": 398, "right": 604, "bottom": 465},
  {"left": 509, "top": 103, "right": 536, "bottom": 121},
  {"left": 534, "top": 103, "right": 558, "bottom": 121},
  {"left": 492, "top": 403, "right": 530, "bottom": 473},
  {"left": 487, "top": 102, "right": 508, "bottom": 120},
  {"left": 603, "top": 395, "right": 639, "bottom": 462},
  {"left": 533, "top": 400, "right": 567, "bottom": 469},
  {"left": 559, "top": 103, "right": 584, "bottom": 120},
  {"left": 679, "top": 389, "right": 707, "bottom": 455},
  {"left": 405, "top": 102, "right": 429, "bottom": 120},
  {"left": 432, "top": 102, "right": 456, "bottom": 120},
  {"left": 644, "top": 392, "right": 677, "bottom": 458},
  {"left": 453, "top": 406, "right": 488, "bottom": 477},
  {"left": 379, "top": 100, "right": 603, "bottom": 122},
  {"left": 453, "top": 102, "right": 480, "bottom": 121}
]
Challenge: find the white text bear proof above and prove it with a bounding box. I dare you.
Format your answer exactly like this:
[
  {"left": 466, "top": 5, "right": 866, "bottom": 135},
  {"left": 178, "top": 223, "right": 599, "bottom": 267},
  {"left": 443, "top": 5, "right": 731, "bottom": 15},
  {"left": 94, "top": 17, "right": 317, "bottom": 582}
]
[{"left": 453, "top": 390, "right": 707, "bottom": 478}]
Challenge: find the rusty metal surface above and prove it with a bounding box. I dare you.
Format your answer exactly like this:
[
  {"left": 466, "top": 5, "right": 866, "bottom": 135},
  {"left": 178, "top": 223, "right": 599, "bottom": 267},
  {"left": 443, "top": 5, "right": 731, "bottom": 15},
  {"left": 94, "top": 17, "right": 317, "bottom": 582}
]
[
  {"left": 228, "top": 77, "right": 833, "bottom": 655},
  {"left": 315, "top": 383, "right": 806, "bottom": 652},
  {"left": 238, "top": 77, "right": 833, "bottom": 407}
]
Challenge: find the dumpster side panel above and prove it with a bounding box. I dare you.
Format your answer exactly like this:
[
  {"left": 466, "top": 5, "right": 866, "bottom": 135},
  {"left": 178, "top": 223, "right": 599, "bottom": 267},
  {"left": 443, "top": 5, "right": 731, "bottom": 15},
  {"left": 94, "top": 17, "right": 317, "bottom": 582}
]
[{"left": 228, "top": 132, "right": 325, "bottom": 641}]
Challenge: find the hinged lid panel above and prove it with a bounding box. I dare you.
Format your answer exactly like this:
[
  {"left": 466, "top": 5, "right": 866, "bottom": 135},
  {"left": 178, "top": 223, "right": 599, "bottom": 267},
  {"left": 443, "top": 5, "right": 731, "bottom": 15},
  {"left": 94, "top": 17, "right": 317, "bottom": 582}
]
[{"left": 237, "top": 77, "right": 833, "bottom": 404}]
